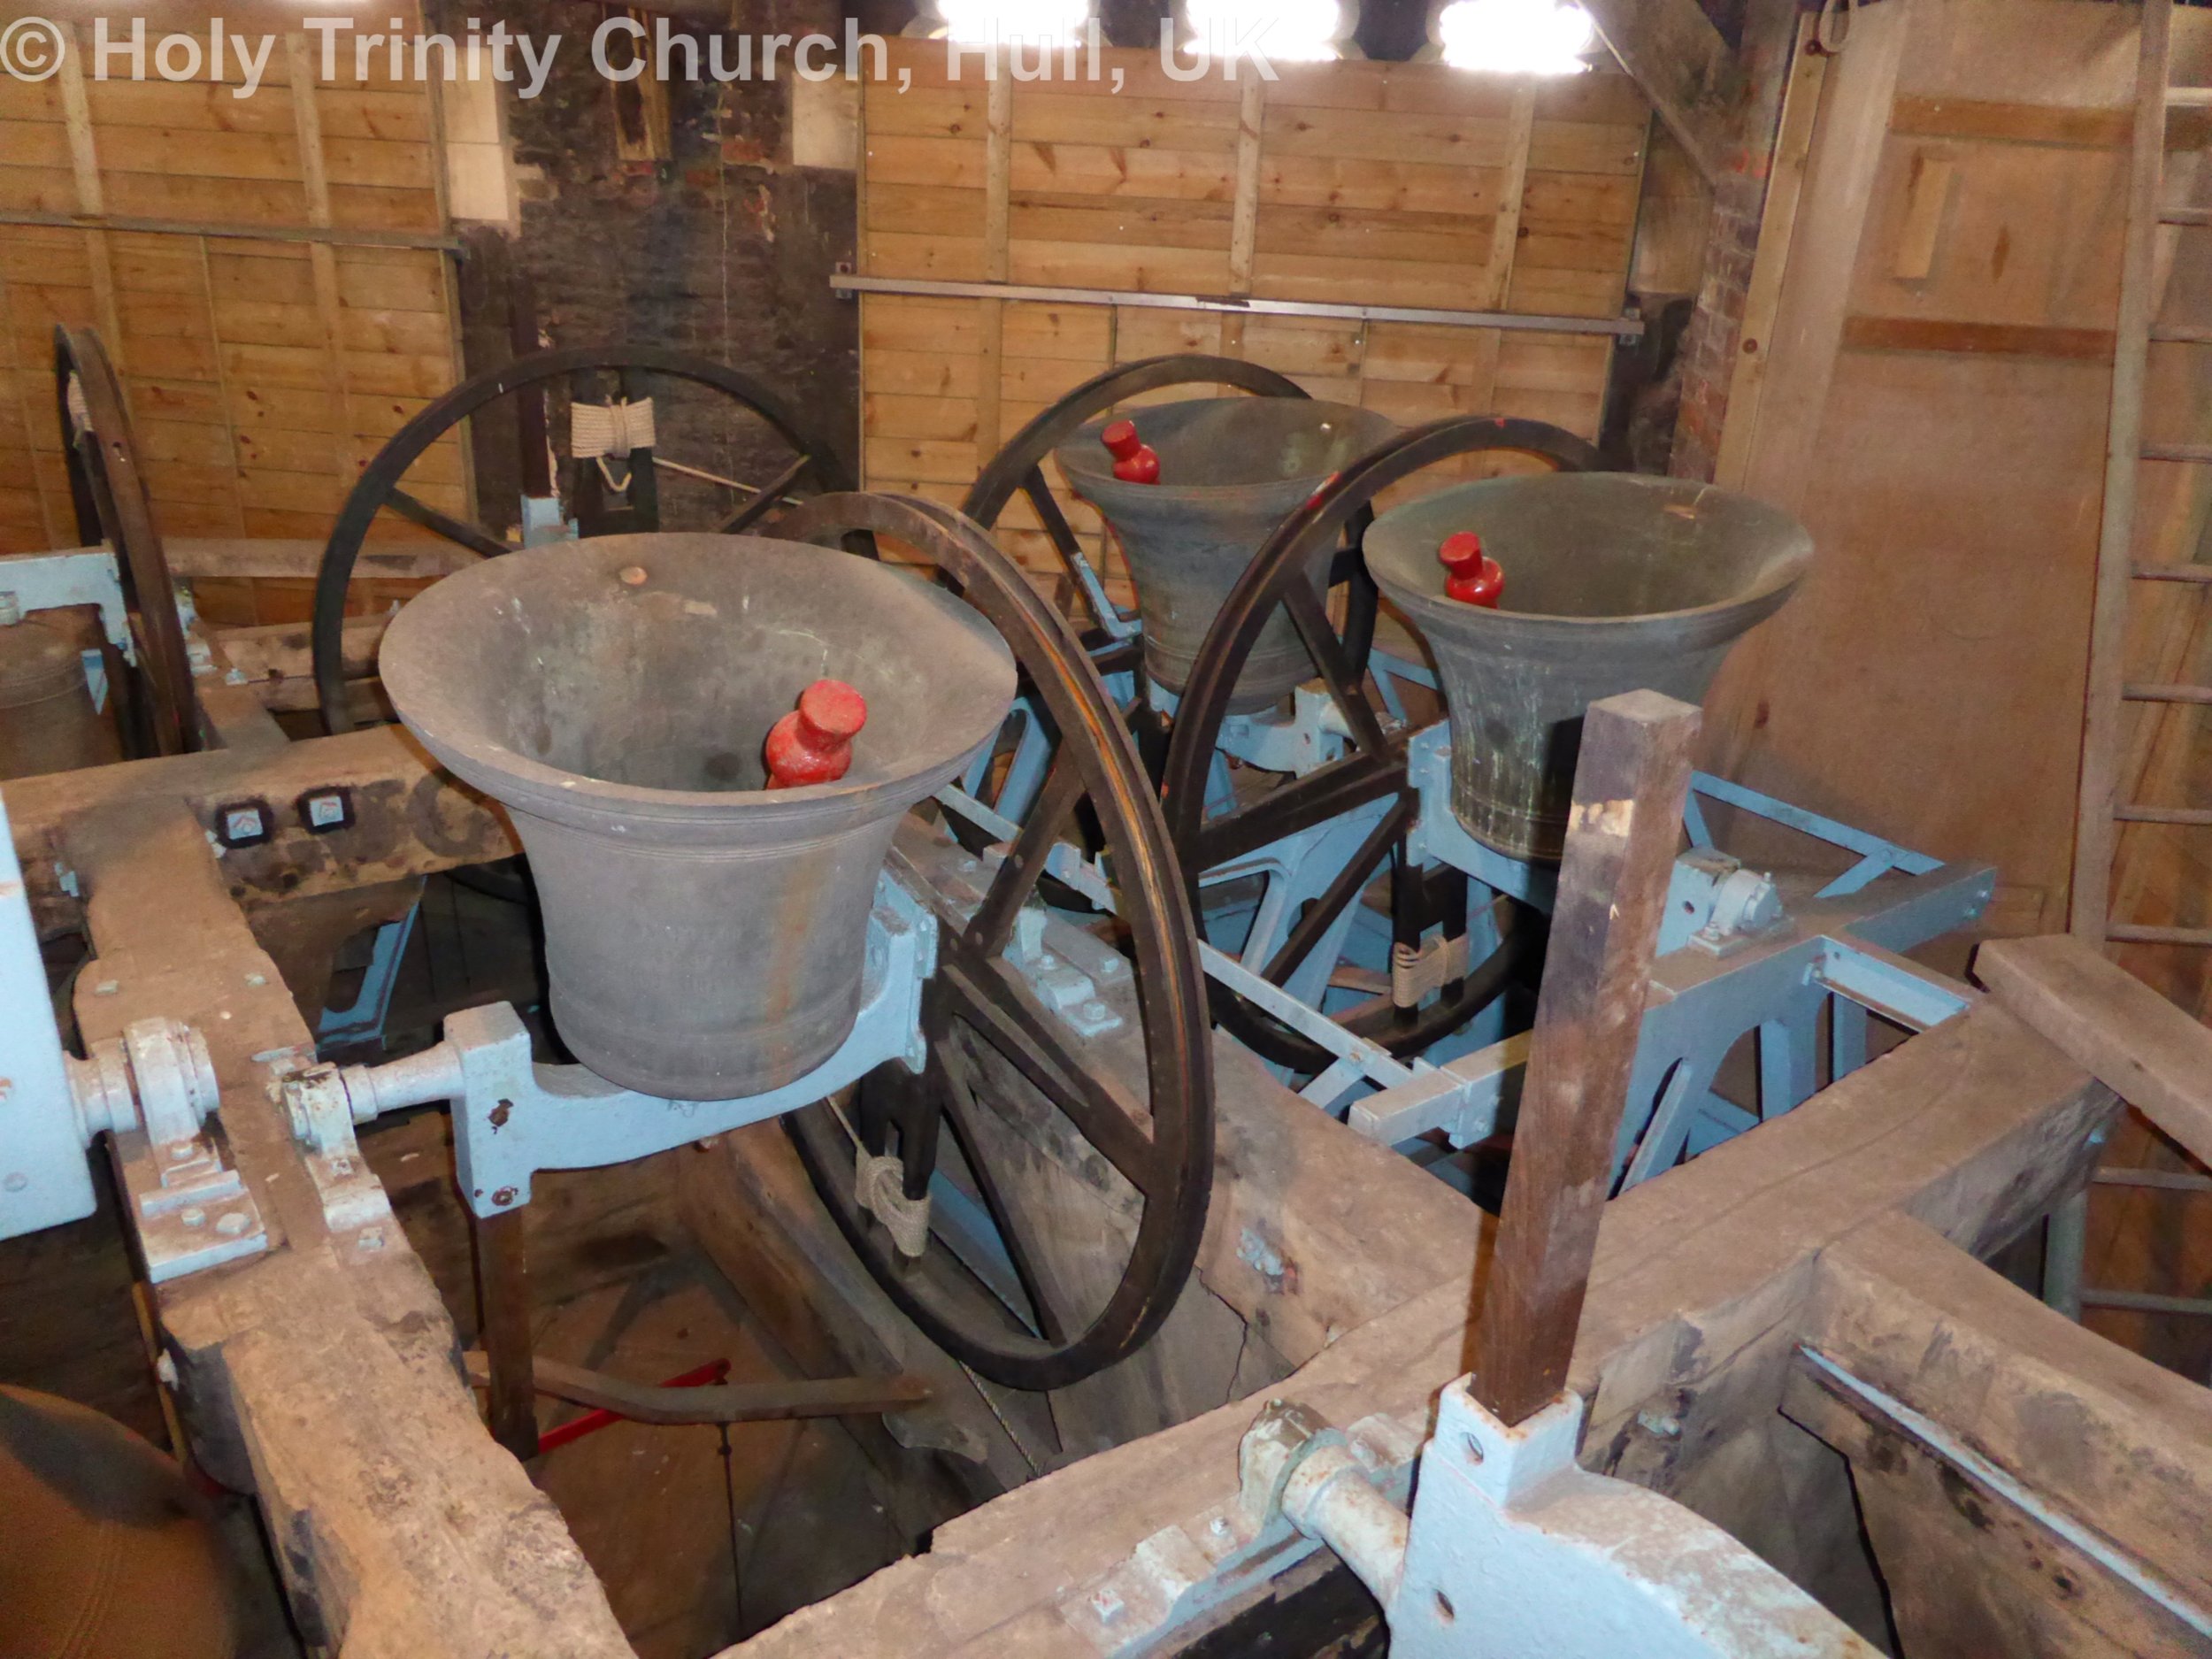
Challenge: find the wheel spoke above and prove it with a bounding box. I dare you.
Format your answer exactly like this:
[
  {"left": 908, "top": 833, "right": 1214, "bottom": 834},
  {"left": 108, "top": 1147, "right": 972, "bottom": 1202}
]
[
  {"left": 718, "top": 451, "right": 815, "bottom": 534},
  {"left": 1280, "top": 580, "right": 1388, "bottom": 754},
  {"left": 966, "top": 754, "right": 1084, "bottom": 957},
  {"left": 1194, "top": 748, "right": 1403, "bottom": 873},
  {"left": 386, "top": 488, "right": 508, "bottom": 559},
  {"left": 1261, "top": 797, "right": 1411, "bottom": 986},
  {"left": 1023, "top": 467, "right": 1088, "bottom": 564},
  {"left": 938, "top": 956, "right": 1156, "bottom": 1195},
  {"left": 937, "top": 1036, "right": 1071, "bottom": 1343}
]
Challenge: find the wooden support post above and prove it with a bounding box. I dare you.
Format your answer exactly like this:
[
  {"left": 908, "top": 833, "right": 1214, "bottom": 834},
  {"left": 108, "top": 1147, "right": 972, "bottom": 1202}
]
[
  {"left": 472, "top": 1208, "right": 541, "bottom": 1462},
  {"left": 1223, "top": 76, "right": 1266, "bottom": 360},
  {"left": 1472, "top": 690, "right": 1699, "bottom": 1427},
  {"left": 288, "top": 35, "right": 363, "bottom": 489},
  {"left": 975, "top": 73, "right": 1014, "bottom": 462}
]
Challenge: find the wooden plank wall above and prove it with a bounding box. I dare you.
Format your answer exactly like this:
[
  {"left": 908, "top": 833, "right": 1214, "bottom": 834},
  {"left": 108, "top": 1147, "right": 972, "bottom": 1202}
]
[
  {"left": 858, "top": 40, "right": 1649, "bottom": 595},
  {"left": 0, "top": 12, "right": 465, "bottom": 625},
  {"left": 1708, "top": 0, "right": 2212, "bottom": 964},
  {"left": 1696, "top": 0, "right": 2212, "bottom": 1379}
]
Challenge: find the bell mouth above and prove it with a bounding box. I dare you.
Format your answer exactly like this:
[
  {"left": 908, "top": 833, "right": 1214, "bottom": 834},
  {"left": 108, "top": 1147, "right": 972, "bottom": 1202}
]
[
  {"left": 1056, "top": 396, "right": 1399, "bottom": 512},
  {"left": 378, "top": 533, "right": 1018, "bottom": 837},
  {"left": 1364, "top": 472, "right": 1813, "bottom": 633}
]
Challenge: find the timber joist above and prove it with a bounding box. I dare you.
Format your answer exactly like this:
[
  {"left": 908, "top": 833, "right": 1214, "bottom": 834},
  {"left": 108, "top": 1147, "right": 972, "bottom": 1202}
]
[{"left": 4, "top": 724, "right": 517, "bottom": 934}]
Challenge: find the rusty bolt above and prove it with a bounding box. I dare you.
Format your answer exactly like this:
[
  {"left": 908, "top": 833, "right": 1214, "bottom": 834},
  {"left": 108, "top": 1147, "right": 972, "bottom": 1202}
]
[
  {"left": 618, "top": 565, "right": 649, "bottom": 587},
  {"left": 489, "top": 1099, "right": 512, "bottom": 1129},
  {"left": 492, "top": 1187, "right": 518, "bottom": 1208}
]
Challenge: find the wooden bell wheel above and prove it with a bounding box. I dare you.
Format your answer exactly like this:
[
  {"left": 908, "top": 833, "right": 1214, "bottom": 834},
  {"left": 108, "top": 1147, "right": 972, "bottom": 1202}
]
[
  {"left": 52, "top": 326, "right": 198, "bottom": 757},
  {"left": 1159, "top": 416, "right": 1602, "bottom": 1076},
  {"left": 769, "top": 493, "right": 1215, "bottom": 1392},
  {"left": 311, "top": 344, "right": 854, "bottom": 734},
  {"left": 959, "top": 353, "right": 1317, "bottom": 670}
]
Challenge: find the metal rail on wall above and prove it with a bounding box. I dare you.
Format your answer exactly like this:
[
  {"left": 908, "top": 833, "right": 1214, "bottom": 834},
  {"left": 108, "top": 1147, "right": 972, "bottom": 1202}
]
[{"left": 830, "top": 267, "right": 1648, "bottom": 339}]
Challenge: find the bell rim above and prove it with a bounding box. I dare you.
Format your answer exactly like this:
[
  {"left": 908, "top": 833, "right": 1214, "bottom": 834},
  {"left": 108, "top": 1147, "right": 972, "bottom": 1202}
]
[
  {"left": 1363, "top": 472, "right": 1813, "bottom": 634},
  {"left": 379, "top": 533, "right": 1017, "bottom": 830},
  {"left": 1055, "top": 396, "right": 1400, "bottom": 512}
]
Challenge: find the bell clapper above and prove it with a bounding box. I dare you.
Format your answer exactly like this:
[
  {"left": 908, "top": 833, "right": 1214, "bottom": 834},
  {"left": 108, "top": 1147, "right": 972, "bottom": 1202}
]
[
  {"left": 1439, "top": 532, "right": 1505, "bottom": 609},
  {"left": 765, "top": 680, "right": 869, "bottom": 790}
]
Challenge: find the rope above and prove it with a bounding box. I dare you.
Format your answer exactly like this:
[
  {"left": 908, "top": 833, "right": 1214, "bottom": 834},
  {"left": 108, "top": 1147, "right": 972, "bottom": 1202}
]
[
  {"left": 855, "top": 1148, "right": 933, "bottom": 1260},
  {"left": 569, "top": 397, "right": 657, "bottom": 460}
]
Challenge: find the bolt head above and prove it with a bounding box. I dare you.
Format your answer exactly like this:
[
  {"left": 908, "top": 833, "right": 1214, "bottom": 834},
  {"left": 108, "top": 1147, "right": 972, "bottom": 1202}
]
[
  {"left": 180, "top": 1207, "right": 206, "bottom": 1228},
  {"left": 492, "top": 1187, "right": 518, "bottom": 1208},
  {"left": 215, "top": 1211, "right": 249, "bottom": 1238}
]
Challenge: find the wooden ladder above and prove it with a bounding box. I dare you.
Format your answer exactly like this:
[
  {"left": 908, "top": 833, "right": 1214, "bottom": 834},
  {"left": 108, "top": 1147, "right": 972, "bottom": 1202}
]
[{"left": 2075, "top": 0, "right": 2212, "bottom": 955}]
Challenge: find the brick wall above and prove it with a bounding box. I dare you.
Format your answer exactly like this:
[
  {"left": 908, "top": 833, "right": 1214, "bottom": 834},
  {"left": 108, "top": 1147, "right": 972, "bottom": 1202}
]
[{"left": 432, "top": 1, "right": 896, "bottom": 529}]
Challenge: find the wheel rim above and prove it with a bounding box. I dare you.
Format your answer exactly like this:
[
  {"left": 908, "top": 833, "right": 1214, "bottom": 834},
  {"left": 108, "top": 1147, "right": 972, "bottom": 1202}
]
[
  {"left": 770, "top": 493, "right": 1214, "bottom": 1391},
  {"left": 1161, "top": 417, "right": 1602, "bottom": 1074},
  {"left": 312, "top": 343, "right": 854, "bottom": 733},
  {"left": 54, "top": 327, "right": 196, "bottom": 757}
]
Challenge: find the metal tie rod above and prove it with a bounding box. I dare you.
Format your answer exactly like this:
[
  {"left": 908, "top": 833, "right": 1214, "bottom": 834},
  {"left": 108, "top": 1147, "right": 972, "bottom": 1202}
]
[{"left": 829, "top": 271, "right": 1646, "bottom": 340}]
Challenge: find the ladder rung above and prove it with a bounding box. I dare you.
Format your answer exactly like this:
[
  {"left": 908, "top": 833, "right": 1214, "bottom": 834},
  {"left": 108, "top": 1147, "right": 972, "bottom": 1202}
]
[
  {"left": 2095, "top": 1167, "right": 2212, "bottom": 1192},
  {"left": 2133, "top": 563, "right": 2212, "bottom": 582},
  {"left": 2162, "top": 206, "right": 2212, "bottom": 226},
  {"left": 2168, "top": 86, "right": 2212, "bottom": 107},
  {"left": 2124, "top": 682, "right": 2212, "bottom": 703},
  {"left": 2142, "top": 442, "right": 2212, "bottom": 463},
  {"left": 2080, "top": 1288, "right": 2212, "bottom": 1315},
  {"left": 2116, "top": 805, "right": 2212, "bottom": 825},
  {"left": 2108, "top": 924, "right": 2212, "bottom": 946},
  {"left": 2151, "top": 323, "right": 2212, "bottom": 342}
]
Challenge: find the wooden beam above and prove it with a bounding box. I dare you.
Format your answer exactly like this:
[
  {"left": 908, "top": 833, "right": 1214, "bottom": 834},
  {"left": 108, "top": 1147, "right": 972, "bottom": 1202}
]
[
  {"left": 1977, "top": 933, "right": 2212, "bottom": 1173},
  {"left": 1730, "top": 0, "right": 1910, "bottom": 518},
  {"left": 1787, "top": 1211, "right": 2212, "bottom": 1653},
  {"left": 164, "top": 539, "right": 472, "bottom": 584},
  {"left": 1839, "top": 316, "right": 2116, "bottom": 360},
  {"left": 4, "top": 726, "right": 518, "bottom": 933},
  {"left": 1716, "top": 18, "right": 1829, "bottom": 490},
  {"left": 65, "top": 803, "right": 629, "bottom": 1657},
  {"left": 1581, "top": 0, "right": 1744, "bottom": 188},
  {"left": 725, "top": 996, "right": 2112, "bottom": 1658},
  {"left": 472, "top": 1209, "right": 541, "bottom": 1462},
  {"left": 211, "top": 615, "right": 390, "bottom": 711},
  {"left": 1474, "top": 691, "right": 1700, "bottom": 1426}
]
